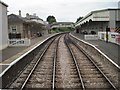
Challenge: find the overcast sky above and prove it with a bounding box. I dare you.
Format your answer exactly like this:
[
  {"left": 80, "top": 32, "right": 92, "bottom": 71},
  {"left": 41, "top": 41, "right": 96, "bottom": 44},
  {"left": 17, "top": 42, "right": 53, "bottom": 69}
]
[{"left": 3, "top": 0, "right": 120, "bottom": 22}]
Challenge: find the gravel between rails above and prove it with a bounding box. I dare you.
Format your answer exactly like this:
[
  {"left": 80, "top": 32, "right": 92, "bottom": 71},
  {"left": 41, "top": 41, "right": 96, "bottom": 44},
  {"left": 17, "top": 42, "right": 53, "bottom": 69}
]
[{"left": 55, "top": 35, "right": 81, "bottom": 88}]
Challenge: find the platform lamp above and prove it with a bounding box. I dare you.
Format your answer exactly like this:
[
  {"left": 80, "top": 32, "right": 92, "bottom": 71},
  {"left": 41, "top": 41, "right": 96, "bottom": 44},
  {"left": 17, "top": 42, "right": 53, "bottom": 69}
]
[{"left": 106, "top": 27, "right": 110, "bottom": 43}]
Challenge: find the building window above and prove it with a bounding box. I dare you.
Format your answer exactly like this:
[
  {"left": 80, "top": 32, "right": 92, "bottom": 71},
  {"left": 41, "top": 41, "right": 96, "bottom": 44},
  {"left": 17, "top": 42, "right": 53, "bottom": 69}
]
[{"left": 11, "top": 26, "right": 17, "bottom": 33}]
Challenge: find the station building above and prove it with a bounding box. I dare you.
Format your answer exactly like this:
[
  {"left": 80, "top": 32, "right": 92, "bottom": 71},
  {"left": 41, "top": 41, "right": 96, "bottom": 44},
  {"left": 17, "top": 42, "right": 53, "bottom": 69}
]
[
  {"left": 75, "top": 9, "right": 120, "bottom": 34},
  {"left": 8, "top": 12, "right": 48, "bottom": 39},
  {"left": 0, "top": 1, "right": 8, "bottom": 50}
]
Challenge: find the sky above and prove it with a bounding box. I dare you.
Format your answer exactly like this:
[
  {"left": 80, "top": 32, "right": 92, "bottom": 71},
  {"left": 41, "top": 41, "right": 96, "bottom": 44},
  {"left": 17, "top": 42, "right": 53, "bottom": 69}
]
[{"left": 2, "top": 0, "right": 120, "bottom": 22}]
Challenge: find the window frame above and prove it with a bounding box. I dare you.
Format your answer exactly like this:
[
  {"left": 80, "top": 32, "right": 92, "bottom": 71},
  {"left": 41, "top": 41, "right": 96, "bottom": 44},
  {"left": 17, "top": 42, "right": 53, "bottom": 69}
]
[{"left": 11, "top": 25, "right": 17, "bottom": 33}]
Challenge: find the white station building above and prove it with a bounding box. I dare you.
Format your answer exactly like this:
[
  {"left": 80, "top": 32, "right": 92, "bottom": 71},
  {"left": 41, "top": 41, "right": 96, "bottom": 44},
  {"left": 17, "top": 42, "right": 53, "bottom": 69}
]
[
  {"left": 75, "top": 9, "right": 120, "bottom": 34},
  {"left": 0, "top": 1, "right": 8, "bottom": 50}
]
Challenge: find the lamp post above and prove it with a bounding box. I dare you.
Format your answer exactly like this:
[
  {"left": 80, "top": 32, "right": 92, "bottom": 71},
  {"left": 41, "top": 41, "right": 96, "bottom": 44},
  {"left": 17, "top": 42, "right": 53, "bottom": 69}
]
[{"left": 106, "top": 27, "right": 110, "bottom": 43}]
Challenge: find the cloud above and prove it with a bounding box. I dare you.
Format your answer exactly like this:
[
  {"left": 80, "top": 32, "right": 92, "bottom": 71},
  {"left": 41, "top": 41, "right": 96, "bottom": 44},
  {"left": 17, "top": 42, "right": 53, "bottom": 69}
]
[{"left": 3, "top": 0, "right": 120, "bottom": 22}]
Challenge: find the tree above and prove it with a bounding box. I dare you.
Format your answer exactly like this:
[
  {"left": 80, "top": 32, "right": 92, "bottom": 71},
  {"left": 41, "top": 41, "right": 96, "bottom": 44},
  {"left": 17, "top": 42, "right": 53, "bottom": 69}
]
[
  {"left": 76, "top": 17, "right": 83, "bottom": 23},
  {"left": 46, "top": 15, "right": 56, "bottom": 24}
]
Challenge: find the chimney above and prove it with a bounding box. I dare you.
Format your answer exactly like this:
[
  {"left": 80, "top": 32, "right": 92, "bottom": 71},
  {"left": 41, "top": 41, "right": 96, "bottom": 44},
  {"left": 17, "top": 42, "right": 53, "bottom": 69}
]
[
  {"left": 26, "top": 13, "right": 29, "bottom": 18},
  {"left": 19, "top": 10, "right": 21, "bottom": 17},
  {"left": 33, "top": 13, "right": 36, "bottom": 16}
]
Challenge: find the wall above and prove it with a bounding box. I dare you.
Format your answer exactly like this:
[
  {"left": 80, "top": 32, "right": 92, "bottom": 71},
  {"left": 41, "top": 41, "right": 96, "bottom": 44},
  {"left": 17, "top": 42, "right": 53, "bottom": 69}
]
[
  {"left": 9, "top": 22, "right": 23, "bottom": 33},
  {"left": 8, "top": 22, "right": 24, "bottom": 38},
  {"left": 116, "top": 21, "right": 120, "bottom": 28},
  {"left": 0, "top": 2, "right": 8, "bottom": 50},
  {"left": 98, "top": 32, "right": 120, "bottom": 45},
  {"left": 87, "top": 21, "right": 109, "bottom": 33},
  {"left": 93, "top": 11, "right": 109, "bottom": 21},
  {"left": 116, "top": 9, "right": 120, "bottom": 21},
  {"left": 0, "top": 3, "right": 2, "bottom": 50},
  {"left": 79, "top": 21, "right": 109, "bottom": 33},
  {"left": 109, "top": 10, "right": 116, "bottom": 31}
]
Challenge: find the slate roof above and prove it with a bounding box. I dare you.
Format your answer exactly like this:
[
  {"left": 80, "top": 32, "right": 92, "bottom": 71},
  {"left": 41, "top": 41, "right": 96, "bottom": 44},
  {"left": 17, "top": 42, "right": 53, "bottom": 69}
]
[
  {"left": 0, "top": 1, "right": 8, "bottom": 7},
  {"left": 8, "top": 14, "right": 25, "bottom": 23},
  {"left": 8, "top": 14, "right": 43, "bottom": 25}
]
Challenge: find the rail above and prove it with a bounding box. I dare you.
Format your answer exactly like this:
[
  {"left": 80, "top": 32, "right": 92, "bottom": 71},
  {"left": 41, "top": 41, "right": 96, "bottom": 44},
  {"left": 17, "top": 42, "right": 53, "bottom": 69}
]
[
  {"left": 20, "top": 38, "right": 56, "bottom": 90},
  {"left": 52, "top": 35, "right": 61, "bottom": 89},
  {"left": 20, "top": 35, "right": 62, "bottom": 89}
]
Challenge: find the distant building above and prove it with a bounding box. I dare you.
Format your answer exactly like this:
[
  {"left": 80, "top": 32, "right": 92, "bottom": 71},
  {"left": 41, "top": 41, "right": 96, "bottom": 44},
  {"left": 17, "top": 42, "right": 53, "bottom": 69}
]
[
  {"left": 25, "top": 13, "right": 46, "bottom": 25},
  {"left": 75, "top": 9, "right": 120, "bottom": 34},
  {"left": 0, "top": 1, "right": 8, "bottom": 50},
  {"left": 51, "top": 22, "right": 75, "bottom": 29},
  {"left": 8, "top": 12, "right": 48, "bottom": 39}
]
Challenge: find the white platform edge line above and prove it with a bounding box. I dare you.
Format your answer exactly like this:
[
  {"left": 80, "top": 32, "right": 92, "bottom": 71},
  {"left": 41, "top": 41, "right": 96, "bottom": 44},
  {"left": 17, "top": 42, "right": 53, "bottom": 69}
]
[
  {"left": 0, "top": 33, "right": 60, "bottom": 77},
  {"left": 70, "top": 33, "right": 120, "bottom": 69}
]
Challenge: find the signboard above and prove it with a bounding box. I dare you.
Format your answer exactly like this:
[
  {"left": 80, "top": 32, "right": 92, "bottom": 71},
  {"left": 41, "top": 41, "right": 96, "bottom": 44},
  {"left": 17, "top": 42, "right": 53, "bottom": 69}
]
[
  {"left": 116, "top": 34, "right": 120, "bottom": 45},
  {"left": 110, "top": 28, "right": 115, "bottom": 32},
  {"left": 98, "top": 31, "right": 120, "bottom": 45}
]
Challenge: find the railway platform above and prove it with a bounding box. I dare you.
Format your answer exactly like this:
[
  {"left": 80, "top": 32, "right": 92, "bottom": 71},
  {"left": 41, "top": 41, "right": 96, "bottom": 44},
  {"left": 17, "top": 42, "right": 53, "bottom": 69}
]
[{"left": 71, "top": 32, "right": 120, "bottom": 66}]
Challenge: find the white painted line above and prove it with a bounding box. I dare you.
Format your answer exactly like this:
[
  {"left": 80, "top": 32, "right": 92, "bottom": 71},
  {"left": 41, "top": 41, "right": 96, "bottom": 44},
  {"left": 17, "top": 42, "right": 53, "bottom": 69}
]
[
  {"left": 70, "top": 33, "right": 120, "bottom": 70},
  {"left": 0, "top": 65, "right": 12, "bottom": 77}
]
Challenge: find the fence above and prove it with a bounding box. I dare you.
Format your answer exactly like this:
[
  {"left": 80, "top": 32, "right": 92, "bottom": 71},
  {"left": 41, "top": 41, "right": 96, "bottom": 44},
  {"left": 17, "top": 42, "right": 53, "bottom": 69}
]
[
  {"left": 84, "top": 35, "right": 98, "bottom": 40},
  {"left": 98, "top": 32, "right": 120, "bottom": 45},
  {"left": 8, "top": 38, "right": 31, "bottom": 46}
]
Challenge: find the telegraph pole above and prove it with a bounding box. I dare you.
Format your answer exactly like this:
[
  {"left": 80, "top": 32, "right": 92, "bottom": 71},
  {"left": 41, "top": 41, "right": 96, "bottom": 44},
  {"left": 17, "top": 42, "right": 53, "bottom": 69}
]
[{"left": 106, "top": 27, "right": 110, "bottom": 43}]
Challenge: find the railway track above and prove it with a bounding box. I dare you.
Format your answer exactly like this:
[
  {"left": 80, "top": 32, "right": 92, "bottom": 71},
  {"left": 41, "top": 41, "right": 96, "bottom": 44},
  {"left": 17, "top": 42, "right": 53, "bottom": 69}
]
[
  {"left": 8, "top": 34, "right": 119, "bottom": 89},
  {"left": 9, "top": 35, "right": 60, "bottom": 89},
  {"left": 55, "top": 35, "right": 81, "bottom": 88},
  {"left": 65, "top": 34, "right": 118, "bottom": 90}
]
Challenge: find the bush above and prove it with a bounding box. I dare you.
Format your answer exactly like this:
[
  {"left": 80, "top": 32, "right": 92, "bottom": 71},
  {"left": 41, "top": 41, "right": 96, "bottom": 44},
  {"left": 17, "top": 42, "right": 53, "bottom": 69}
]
[{"left": 91, "top": 31, "right": 96, "bottom": 35}]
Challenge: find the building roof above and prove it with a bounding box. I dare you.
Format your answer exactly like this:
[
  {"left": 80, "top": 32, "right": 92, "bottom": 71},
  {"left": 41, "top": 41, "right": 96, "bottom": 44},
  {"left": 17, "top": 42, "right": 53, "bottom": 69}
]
[
  {"left": 8, "top": 14, "right": 25, "bottom": 23},
  {"left": 92, "top": 8, "right": 120, "bottom": 13},
  {"left": 8, "top": 14, "right": 46, "bottom": 26},
  {"left": 26, "top": 13, "right": 43, "bottom": 21},
  {"left": 0, "top": 1, "right": 8, "bottom": 7},
  {"left": 8, "top": 14, "right": 39, "bottom": 24},
  {"left": 76, "top": 8, "right": 120, "bottom": 25}
]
